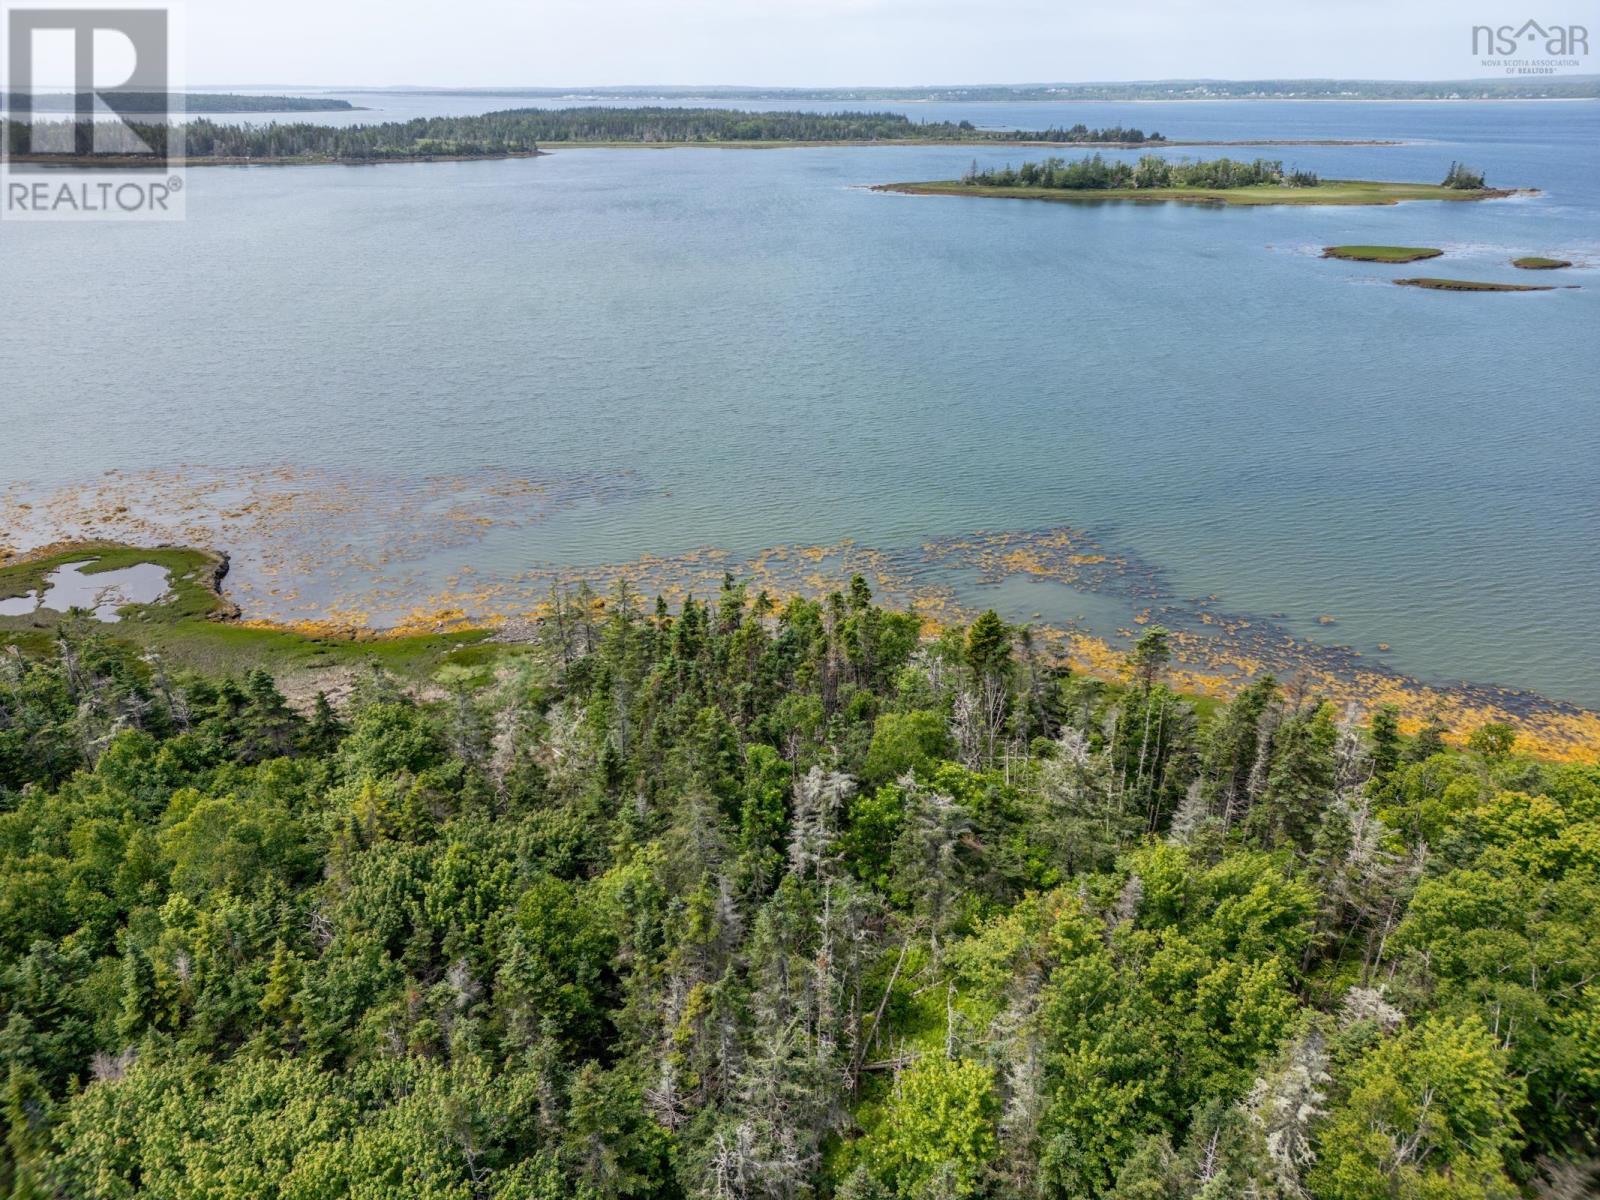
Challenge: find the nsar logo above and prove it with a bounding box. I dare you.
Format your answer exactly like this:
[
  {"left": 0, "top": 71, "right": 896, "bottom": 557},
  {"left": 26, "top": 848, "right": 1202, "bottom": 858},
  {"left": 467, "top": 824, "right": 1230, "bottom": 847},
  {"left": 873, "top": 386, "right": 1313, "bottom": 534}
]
[{"left": 1472, "top": 18, "right": 1590, "bottom": 74}]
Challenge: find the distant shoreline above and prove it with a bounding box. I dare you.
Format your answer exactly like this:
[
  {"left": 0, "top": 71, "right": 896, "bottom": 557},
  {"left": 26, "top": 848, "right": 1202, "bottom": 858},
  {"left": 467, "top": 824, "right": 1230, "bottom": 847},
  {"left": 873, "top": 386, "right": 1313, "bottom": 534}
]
[
  {"left": 3, "top": 149, "right": 548, "bottom": 168},
  {"left": 312, "top": 82, "right": 1600, "bottom": 104},
  {"left": 530, "top": 137, "right": 1402, "bottom": 149},
  {"left": 4, "top": 137, "right": 1401, "bottom": 169},
  {"left": 0, "top": 91, "right": 358, "bottom": 115},
  {"left": 1080, "top": 96, "right": 1600, "bottom": 104},
  {"left": 559, "top": 96, "right": 1600, "bottom": 105}
]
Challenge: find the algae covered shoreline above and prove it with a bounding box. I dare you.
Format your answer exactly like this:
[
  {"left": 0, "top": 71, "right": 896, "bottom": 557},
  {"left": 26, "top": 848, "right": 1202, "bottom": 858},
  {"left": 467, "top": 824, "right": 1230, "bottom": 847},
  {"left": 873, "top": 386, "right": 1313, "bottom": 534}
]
[{"left": 6, "top": 534, "right": 1598, "bottom": 764}]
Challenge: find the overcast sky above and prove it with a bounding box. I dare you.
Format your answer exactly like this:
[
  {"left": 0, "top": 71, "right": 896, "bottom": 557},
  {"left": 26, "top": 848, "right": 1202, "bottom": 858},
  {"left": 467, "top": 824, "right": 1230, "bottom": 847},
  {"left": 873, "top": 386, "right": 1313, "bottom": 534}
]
[{"left": 185, "top": 0, "right": 1598, "bottom": 88}]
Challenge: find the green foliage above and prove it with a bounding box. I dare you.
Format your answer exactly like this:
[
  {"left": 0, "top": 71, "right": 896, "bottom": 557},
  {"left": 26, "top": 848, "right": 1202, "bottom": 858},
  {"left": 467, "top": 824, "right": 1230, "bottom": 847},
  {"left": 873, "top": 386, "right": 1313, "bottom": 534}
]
[
  {"left": 1127, "top": 626, "right": 1173, "bottom": 690},
  {"left": 1030, "top": 844, "right": 1314, "bottom": 1196},
  {"left": 1309, "top": 1016, "right": 1522, "bottom": 1199},
  {"left": 861, "top": 1056, "right": 999, "bottom": 1197},
  {"left": 965, "top": 153, "right": 1315, "bottom": 191},
  {"left": 0, "top": 595, "right": 1588, "bottom": 1197},
  {"left": 863, "top": 710, "right": 951, "bottom": 786},
  {"left": 1466, "top": 721, "right": 1516, "bottom": 762},
  {"left": 964, "top": 610, "right": 1012, "bottom": 682},
  {"left": 1443, "top": 161, "right": 1488, "bottom": 189},
  {"left": 1248, "top": 701, "right": 1337, "bottom": 854},
  {"left": 1388, "top": 783, "right": 1600, "bottom": 1153}
]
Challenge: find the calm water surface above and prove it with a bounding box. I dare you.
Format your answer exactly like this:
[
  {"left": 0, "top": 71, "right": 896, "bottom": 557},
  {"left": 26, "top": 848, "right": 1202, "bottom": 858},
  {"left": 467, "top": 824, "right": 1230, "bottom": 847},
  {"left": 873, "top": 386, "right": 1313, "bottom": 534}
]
[
  {"left": 2, "top": 101, "right": 1596, "bottom": 704},
  {"left": 0, "top": 561, "right": 172, "bottom": 622}
]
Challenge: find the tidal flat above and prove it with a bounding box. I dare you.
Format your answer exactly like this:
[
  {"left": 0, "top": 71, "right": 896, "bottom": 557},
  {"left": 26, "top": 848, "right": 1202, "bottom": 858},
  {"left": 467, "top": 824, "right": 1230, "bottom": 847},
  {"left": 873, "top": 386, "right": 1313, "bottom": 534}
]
[
  {"left": 6, "top": 509, "right": 1600, "bottom": 763},
  {"left": 1394, "top": 277, "right": 1559, "bottom": 292}
]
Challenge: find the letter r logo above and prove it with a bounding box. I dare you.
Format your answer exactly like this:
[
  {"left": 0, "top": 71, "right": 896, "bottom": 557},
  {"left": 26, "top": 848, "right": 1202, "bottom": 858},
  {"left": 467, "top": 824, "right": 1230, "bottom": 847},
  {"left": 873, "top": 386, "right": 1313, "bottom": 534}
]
[{"left": 5, "top": 5, "right": 169, "bottom": 160}]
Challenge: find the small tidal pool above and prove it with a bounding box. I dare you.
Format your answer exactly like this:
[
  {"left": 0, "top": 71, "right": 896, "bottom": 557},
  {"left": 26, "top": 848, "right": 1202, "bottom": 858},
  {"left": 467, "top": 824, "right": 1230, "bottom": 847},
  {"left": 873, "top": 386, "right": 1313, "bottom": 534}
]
[{"left": 0, "top": 560, "right": 171, "bottom": 622}]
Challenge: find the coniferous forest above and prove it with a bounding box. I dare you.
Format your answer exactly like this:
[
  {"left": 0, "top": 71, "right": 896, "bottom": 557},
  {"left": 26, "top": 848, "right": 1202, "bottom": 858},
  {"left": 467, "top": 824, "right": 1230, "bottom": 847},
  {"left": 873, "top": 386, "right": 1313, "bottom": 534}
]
[
  {"left": 961, "top": 154, "right": 1319, "bottom": 190},
  {"left": 1, "top": 579, "right": 1596, "bottom": 1198},
  {"left": 1, "top": 109, "right": 1161, "bottom": 163}
]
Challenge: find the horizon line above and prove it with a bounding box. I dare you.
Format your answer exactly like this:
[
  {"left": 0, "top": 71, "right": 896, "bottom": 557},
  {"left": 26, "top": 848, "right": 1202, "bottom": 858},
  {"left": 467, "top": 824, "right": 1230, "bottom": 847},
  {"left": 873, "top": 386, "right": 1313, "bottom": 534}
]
[{"left": 166, "top": 73, "right": 1600, "bottom": 92}]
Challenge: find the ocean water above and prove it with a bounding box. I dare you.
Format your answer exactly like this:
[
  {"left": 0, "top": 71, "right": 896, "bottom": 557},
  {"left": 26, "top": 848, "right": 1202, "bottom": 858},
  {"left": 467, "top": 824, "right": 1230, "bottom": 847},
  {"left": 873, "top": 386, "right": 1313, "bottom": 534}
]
[{"left": 2, "top": 100, "right": 1597, "bottom": 706}]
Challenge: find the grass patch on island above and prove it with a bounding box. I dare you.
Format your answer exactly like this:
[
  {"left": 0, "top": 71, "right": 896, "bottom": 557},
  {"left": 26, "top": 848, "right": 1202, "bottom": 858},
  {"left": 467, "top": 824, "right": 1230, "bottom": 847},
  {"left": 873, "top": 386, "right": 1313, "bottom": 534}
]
[
  {"left": 1323, "top": 245, "right": 1443, "bottom": 262},
  {"left": 1512, "top": 256, "right": 1573, "bottom": 270}
]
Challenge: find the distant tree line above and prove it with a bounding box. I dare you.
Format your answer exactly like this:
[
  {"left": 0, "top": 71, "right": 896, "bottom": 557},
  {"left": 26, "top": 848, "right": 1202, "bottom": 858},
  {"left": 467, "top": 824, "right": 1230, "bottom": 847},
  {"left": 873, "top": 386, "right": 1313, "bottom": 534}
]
[
  {"left": 593, "top": 77, "right": 1600, "bottom": 101},
  {"left": 963, "top": 153, "right": 1319, "bottom": 190},
  {"left": 1, "top": 107, "right": 1163, "bottom": 163},
  {"left": 1, "top": 92, "right": 355, "bottom": 113},
  {"left": 2, "top": 116, "right": 541, "bottom": 162},
  {"left": 992, "top": 121, "right": 1162, "bottom": 143},
  {"left": 410, "top": 107, "right": 1160, "bottom": 145}
]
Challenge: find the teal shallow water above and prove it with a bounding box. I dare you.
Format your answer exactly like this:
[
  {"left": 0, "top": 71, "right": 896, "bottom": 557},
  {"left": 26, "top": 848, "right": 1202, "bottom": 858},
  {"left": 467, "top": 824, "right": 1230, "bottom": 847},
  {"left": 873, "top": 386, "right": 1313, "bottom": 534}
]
[{"left": 1, "top": 101, "right": 1597, "bottom": 705}]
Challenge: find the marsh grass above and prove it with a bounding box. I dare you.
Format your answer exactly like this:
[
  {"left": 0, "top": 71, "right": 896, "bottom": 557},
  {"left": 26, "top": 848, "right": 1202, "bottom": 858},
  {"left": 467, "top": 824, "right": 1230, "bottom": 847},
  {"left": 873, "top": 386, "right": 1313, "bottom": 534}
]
[
  {"left": 1323, "top": 245, "right": 1443, "bottom": 263},
  {"left": 1, "top": 543, "right": 497, "bottom": 679}
]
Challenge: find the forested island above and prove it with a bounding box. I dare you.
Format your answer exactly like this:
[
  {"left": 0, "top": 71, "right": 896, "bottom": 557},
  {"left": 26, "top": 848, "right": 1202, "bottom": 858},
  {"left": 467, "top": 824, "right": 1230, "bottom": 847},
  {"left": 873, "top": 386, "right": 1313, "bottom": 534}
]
[
  {"left": 1, "top": 115, "right": 546, "bottom": 165},
  {"left": 962, "top": 154, "right": 1322, "bottom": 190},
  {"left": 2, "top": 107, "right": 1391, "bottom": 166},
  {"left": 880, "top": 156, "right": 1520, "bottom": 207},
  {"left": 0, "top": 108, "right": 1163, "bottom": 165},
  {"left": 1, "top": 543, "right": 1597, "bottom": 1198},
  {"left": 1, "top": 92, "right": 356, "bottom": 113}
]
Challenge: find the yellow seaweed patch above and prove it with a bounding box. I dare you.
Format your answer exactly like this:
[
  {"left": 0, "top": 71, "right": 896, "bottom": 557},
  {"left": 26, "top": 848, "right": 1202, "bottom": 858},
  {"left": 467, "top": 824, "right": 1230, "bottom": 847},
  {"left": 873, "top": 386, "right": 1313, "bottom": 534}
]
[{"left": 7, "top": 470, "right": 1598, "bottom": 763}]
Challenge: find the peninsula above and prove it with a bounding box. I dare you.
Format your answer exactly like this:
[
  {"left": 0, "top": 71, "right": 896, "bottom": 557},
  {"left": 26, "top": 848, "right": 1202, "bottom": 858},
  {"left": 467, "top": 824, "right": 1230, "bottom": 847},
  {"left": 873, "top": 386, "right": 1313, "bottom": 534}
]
[
  {"left": 1, "top": 91, "right": 357, "bottom": 114},
  {"left": 2, "top": 107, "right": 1396, "bottom": 167}
]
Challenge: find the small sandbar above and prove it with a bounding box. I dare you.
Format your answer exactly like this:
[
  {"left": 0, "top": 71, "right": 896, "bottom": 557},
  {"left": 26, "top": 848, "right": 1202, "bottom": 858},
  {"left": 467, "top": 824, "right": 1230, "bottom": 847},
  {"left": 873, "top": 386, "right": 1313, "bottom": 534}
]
[
  {"left": 0, "top": 559, "right": 171, "bottom": 622},
  {"left": 1512, "top": 256, "right": 1573, "bottom": 270},
  {"left": 1394, "top": 277, "right": 1560, "bottom": 292}
]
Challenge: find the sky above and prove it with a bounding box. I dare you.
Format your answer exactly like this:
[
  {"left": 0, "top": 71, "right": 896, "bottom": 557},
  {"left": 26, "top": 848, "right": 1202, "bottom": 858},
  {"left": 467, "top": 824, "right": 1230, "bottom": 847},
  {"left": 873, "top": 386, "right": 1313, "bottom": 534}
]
[{"left": 155, "top": 0, "right": 1600, "bottom": 87}]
